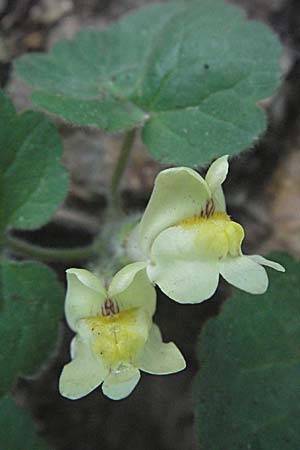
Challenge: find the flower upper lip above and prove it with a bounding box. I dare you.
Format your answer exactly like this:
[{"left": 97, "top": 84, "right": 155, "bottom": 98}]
[{"left": 138, "top": 156, "right": 229, "bottom": 257}]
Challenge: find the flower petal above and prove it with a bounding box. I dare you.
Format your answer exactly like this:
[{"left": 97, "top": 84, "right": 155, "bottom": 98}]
[
  {"left": 247, "top": 254, "right": 285, "bottom": 272},
  {"left": 205, "top": 155, "right": 229, "bottom": 193},
  {"left": 65, "top": 269, "right": 107, "bottom": 331},
  {"left": 108, "top": 262, "right": 156, "bottom": 316},
  {"left": 70, "top": 335, "right": 78, "bottom": 359},
  {"left": 138, "top": 167, "right": 211, "bottom": 257},
  {"left": 102, "top": 366, "right": 141, "bottom": 400},
  {"left": 59, "top": 339, "right": 108, "bottom": 400},
  {"left": 212, "top": 186, "right": 226, "bottom": 212},
  {"left": 205, "top": 156, "right": 229, "bottom": 212},
  {"left": 138, "top": 324, "right": 186, "bottom": 375},
  {"left": 108, "top": 262, "right": 146, "bottom": 296},
  {"left": 220, "top": 255, "right": 268, "bottom": 294},
  {"left": 148, "top": 227, "right": 220, "bottom": 303},
  {"left": 67, "top": 268, "right": 107, "bottom": 293}
]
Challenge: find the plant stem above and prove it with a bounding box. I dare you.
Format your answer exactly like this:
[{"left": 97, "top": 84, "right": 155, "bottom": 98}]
[
  {"left": 110, "top": 128, "right": 136, "bottom": 205},
  {"left": 5, "top": 234, "right": 95, "bottom": 262}
]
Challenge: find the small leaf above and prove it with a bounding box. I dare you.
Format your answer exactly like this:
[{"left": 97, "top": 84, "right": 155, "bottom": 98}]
[
  {"left": 195, "top": 253, "right": 300, "bottom": 450},
  {"left": 0, "top": 260, "right": 63, "bottom": 397},
  {"left": 0, "top": 394, "right": 50, "bottom": 450},
  {"left": 15, "top": 1, "right": 281, "bottom": 165},
  {"left": 0, "top": 90, "right": 67, "bottom": 233}
]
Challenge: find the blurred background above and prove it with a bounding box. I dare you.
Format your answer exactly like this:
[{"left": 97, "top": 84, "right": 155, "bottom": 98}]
[{"left": 1, "top": 0, "right": 300, "bottom": 448}]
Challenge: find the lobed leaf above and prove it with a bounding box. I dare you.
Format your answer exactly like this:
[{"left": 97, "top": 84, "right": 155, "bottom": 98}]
[
  {"left": 15, "top": 0, "right": 281, "bottom": 165},
  {"left": 0, "top": 90, "right": 67, "bottom": 233},
  {"left": 195, "top": 253, "right": 300, "bottom": 450},
  {"left": 0, "top": 260, "right": 63, "bottom": 397}
]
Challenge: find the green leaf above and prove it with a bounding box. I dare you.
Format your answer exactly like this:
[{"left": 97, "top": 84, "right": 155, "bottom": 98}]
[
  {"left": 0, "top": 260, "right": 63, "bottom": 397},
  {"left": 0, "top": 90, "right": 67, "bottom": 233},
  {"left": 0, "top": 394, "right": 50, "bottom": 450},
  {"left": 195, "top": 253, "right": 300, "bottom": 450},
  {"left": 15, "top": 0, "right": 281, "bottom": 165}
]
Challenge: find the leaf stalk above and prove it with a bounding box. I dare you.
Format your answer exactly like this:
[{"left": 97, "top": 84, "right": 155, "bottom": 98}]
[{"left": 5, "top": 234, "right": 95, "bottom": 262}]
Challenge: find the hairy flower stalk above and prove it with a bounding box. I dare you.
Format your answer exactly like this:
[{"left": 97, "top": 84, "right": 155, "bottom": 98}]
[
  {"left": 128, "top": 156, "right": 285, "bottom": 303},
  {"left": 59, "top": 263, "right": 185, "bottom": 401}
]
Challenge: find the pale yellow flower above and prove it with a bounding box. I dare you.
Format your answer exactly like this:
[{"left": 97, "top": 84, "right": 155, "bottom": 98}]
[
  {"left": 130, "top": 156, "right": 284, "bottom": 303},
  {"left": 59, "top": 263, "right": 186, "bottom": 400}
]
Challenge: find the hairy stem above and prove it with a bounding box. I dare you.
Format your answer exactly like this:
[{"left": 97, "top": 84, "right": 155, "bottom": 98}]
[
  {"left": 5, "top": 234, "right": 95, "bottom": 262},
  {"left": 110, "top": 128, "right": 136, "bottom": 205}
]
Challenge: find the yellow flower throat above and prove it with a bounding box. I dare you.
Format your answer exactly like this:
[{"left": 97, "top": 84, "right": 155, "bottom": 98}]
[
  {"left": 84, "top": 302, "right": 150, "bottom": 368},
  {"left": 178, "top": 210, "right": 244, "bottom": 259}
]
